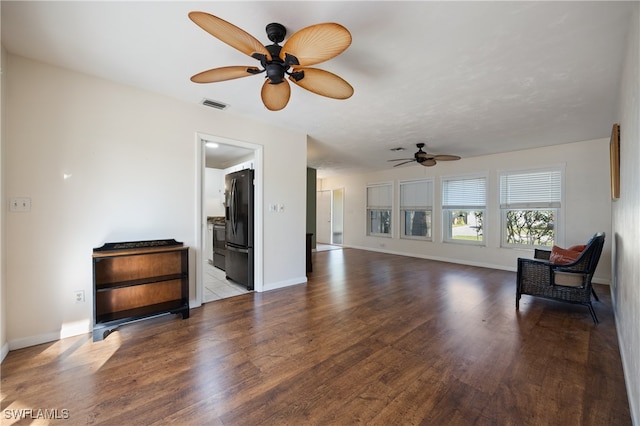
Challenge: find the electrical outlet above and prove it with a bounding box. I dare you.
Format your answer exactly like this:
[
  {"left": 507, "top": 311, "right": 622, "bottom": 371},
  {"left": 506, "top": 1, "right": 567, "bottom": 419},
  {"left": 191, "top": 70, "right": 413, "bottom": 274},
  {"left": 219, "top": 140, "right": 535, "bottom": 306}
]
[{"left": 74, "top": 290, "right": 85, "bottom": 303}]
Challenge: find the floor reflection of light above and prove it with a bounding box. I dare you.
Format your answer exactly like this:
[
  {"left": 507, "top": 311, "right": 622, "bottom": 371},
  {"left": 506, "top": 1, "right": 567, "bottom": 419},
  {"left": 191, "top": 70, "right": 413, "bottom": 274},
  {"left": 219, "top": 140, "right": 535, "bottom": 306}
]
[
  {"left": 442, "top": 274, "right": 485, "bottom": 309},
  {"left": 29, "top": 327, "right": 120, "bottom": 372},
  {"left": 1, "top": 330, "right": 121, "bottom": 425},
  {"left": 88, "top": 332, "right": 121, "bottom": 372},
  {"left": 323, "top": 250, "right": 349, "bottom": 305}
]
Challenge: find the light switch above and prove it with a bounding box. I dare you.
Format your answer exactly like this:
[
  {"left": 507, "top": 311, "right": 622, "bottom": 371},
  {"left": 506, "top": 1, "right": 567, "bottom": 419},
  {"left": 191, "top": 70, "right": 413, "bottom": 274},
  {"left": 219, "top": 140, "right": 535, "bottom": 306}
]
[{"left": 9, "top": 197, "right": 31, "bottom": 212}]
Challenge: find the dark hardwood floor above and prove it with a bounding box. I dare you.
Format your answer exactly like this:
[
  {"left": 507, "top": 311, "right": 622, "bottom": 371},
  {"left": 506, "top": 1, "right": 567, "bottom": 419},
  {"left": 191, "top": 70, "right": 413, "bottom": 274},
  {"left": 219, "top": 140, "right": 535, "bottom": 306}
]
[{"left": 1, "top": 248, "right": 631, "bottom": 425}]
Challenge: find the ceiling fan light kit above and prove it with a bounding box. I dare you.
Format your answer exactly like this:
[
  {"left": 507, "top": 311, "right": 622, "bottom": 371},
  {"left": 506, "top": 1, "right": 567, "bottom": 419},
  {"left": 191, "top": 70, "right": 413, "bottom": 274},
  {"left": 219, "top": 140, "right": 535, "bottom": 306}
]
[
  {"left": 388, "top": 143, "right": 461, "bottom": 168},
  {"left": 188, "top": 11, "right": 354, "bottom": 111}
]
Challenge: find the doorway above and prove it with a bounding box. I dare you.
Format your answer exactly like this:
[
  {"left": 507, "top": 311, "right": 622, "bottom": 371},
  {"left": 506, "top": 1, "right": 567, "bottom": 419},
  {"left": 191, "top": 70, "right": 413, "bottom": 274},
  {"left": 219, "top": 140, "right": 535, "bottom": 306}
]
[
  {"left": 196, "top": 133, "right": 263, "bottom": 306},
  {"left": 317, "top": 190, "right": 331, "bottom": 244},
  {"left": 332, "top": 188, "right": 344, "bottom": 244},
  {"left": 316, "top": 188, "right": 344, "bottom": 245}
]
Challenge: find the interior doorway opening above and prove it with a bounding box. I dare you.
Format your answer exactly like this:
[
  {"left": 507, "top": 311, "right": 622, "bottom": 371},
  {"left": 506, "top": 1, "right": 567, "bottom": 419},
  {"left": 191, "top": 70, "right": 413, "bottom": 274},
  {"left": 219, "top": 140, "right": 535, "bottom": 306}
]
[
  {"left": 196, "top": 133, "right": 263, "bottom": 305},
  {"left": 332, "top": 188, "right": 344, "bottom": 244},
  {"left": 316, "top": 188, "right": 344, "bottom": 245}
]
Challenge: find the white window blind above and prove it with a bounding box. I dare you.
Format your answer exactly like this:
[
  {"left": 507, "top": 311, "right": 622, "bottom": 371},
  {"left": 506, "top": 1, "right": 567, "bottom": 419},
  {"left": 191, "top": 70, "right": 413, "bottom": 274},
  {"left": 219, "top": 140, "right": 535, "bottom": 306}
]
[
  {"left": 442, "top": 176, "right": 486, "bottom": 209},
  {"left": 400, "top": 180, "right": 433, "bottom": 209},
  {"left": 367, "top": 184, "right": 392, "bottom": 209},
  {"left": 500, "top": 169, "right": 561, "bottom": 209}
]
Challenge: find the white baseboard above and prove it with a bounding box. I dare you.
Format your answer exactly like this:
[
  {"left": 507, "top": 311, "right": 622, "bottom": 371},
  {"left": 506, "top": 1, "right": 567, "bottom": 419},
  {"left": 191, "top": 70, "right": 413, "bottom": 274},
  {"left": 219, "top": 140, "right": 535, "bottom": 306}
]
[
  {"left": 262, "top": 276, "right": 307, "bottom": 292},
  {"left": 9, "top": 331, "right": 64, "bottom": 351},
  {"left": 342, "top": 244, "right": 611, "bottom": 285},
  {"left": 1, "top": 342, "right": 9, "bottom": 363},
  {"left": 345, "top": 244, "right": 515, "bottom": 272},
  {"left": 8, "top": 320, "right": 91, "bottom": 352}
]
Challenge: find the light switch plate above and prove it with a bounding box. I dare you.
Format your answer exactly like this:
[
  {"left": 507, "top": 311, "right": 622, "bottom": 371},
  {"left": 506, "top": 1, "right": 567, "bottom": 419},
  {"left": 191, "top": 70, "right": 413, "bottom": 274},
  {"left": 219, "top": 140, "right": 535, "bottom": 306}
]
[{"left": 9, "top": 197, "right": 31, "bottom": 212}]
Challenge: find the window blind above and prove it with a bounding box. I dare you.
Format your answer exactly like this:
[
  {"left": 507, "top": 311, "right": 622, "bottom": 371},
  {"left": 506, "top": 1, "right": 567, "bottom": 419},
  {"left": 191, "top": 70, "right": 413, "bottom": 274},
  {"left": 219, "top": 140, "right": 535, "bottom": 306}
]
[
  {"left": 442, "top": 176, "right": 486, "bottom": 209},
  {"left": 500, "top": 169, "right": 561, "bottom": 209},
  {"left": 366, "top": 184, "right": 392, "bottom": 209},
  {"left": 400, "top": 180, "right": 433, "bottom": 209}
]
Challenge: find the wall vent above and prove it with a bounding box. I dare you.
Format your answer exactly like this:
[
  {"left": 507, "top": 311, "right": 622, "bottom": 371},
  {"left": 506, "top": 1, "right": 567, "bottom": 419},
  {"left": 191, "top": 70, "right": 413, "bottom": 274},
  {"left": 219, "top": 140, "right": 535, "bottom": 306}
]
[{"left": 201, "top": 98, "right": 229, "bottom": 110}]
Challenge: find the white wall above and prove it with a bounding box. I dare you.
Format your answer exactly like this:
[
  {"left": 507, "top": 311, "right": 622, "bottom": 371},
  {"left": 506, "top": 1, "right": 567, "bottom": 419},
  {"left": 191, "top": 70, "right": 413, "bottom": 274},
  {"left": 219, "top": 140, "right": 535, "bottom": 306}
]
[
  {"left": 612, "top": 3, "right": 639, "bottom": 423},
  {"left": 4, "top": 54, "right": 307, "bottom": 350},
  {"left": 204, "top": 168, "right": 225, "bottom": 218},
  {"left": 1, "top": 43, "right": 7, "bottom": 360},
  {"left": 319, "top": 138, "right": 612, "bottom": 282}
]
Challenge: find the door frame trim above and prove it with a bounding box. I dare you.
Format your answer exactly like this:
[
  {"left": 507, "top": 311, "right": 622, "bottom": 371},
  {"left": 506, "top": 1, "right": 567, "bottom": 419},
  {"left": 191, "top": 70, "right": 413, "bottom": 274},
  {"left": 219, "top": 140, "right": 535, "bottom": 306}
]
[
  {"left": 316, "top": 189, "right": 332, "bottom": 244},
  {"left": 195, "top": 132, "right": 264, "bottom": 306}
]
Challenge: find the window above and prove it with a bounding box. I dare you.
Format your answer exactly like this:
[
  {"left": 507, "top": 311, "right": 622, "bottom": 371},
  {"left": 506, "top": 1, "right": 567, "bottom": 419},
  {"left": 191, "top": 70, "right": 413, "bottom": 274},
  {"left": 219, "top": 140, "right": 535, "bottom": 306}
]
[
  {"left": 366, "top": 183, "right": 392, "bottom": 236},
  {"left": 500, "top": 168, "right": 562, "bottom": 248},
  {"left": 442, "top": 176, "right": 486, "bottom": 244},
  {"left": 400, "top": 179, "right": 433, "bottom": 240}
]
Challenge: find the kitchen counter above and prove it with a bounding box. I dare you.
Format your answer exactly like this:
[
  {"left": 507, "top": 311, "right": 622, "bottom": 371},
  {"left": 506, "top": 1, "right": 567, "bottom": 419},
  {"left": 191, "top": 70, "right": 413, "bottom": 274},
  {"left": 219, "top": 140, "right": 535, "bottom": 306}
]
[{"left": 208, "top": 216, "right": 225, "bottom": 226}]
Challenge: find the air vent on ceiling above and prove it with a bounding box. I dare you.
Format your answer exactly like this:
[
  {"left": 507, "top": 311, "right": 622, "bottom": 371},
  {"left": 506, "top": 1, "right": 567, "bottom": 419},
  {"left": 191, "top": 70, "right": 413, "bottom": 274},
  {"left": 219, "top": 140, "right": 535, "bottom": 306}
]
[{"left": 201, "top": 98, "right": 229, "bottom": 110}]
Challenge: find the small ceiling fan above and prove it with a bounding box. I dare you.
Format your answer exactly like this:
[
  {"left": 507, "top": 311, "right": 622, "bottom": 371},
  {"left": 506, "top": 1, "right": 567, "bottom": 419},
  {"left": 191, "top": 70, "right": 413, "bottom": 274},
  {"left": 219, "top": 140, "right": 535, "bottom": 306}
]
[
  {"left": 188, "top": 11, "right": 354, "bottom": 111},
  {"left": 389, "top": 143, "right": 461, "bottom": 167}
]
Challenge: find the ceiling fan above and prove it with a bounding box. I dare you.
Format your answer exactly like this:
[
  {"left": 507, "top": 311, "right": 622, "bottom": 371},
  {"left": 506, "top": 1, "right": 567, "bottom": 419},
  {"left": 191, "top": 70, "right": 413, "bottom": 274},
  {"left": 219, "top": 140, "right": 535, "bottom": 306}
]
[
  {"left": 188, "top": 11, "right": 354, "bottom": 111},
  {"left": 389, "top": 143, "right": 461, "bottom": 167}
]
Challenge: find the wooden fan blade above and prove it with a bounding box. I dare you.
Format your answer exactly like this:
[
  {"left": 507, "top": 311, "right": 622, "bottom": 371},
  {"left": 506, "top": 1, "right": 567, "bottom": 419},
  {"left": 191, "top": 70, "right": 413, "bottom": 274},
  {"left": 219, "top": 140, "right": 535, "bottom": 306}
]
[
  {"left": 388, "top": 158, "right": 414, "bottom": 162},
  {"left": 280, "top": 23, "right": 351, "bottom": 67},
  {"left": 261, "top": 79, "right": 291, "bottom": 111},
  {"left": 191, "top": 66, "right": 261, "bottom": 83},
  {"left": 289, "top": 68, "right": 353, "bottom": 99},
  {"left": 393, "top": 160, "right": 416, "bottom": 167},
  {"left": 189, "top": 11, "right": 271, "bottom": 61},
  {"left": 432, "top": 155, "right": 461, "bottom": 161},
  {"left": 421, "top": 159, "right": 437, "bottom": 167}
]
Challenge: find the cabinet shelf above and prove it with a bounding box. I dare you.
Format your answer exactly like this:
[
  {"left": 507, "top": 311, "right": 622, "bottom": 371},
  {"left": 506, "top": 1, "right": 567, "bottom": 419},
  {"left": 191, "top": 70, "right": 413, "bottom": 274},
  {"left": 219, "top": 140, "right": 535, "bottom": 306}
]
[
  {"left": 92, "top": 240, "right": 189, "bottom": 341},
  {"left": 95, "top": 273, "right": 186, "bottom": 291},
  {"left": 95, "top": 300, "right": 187, "bottom": 324}
]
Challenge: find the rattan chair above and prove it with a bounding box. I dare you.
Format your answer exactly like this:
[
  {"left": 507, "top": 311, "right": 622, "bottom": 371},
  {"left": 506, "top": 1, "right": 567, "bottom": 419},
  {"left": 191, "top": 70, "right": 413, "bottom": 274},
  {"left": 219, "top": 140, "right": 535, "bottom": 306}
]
[{"left": 516, "top": 232, "right": 605, "bottom": 323}]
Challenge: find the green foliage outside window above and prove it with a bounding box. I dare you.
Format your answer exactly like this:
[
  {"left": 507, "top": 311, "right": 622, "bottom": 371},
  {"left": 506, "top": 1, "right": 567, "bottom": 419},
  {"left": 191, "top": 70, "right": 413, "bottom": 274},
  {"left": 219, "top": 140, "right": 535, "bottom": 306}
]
[
  {"left": 450, "top": 210, "right": 484, "bottom": 241},
  {"left": 505, "top": 210, "right": 554, "bottom": 246}
]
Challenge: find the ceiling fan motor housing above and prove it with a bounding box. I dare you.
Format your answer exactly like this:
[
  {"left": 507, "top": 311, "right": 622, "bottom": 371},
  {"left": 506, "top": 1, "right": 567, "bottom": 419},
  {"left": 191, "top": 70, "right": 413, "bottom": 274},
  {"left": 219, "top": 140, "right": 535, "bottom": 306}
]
[
  {"left": 266, "top": 23, "right": 286, "bottom": 43},
  {"left": 262, "top": 44, "right": 286, "bottom": 83},
  {"left": 263, "top": 40, "right": 303, "bottom": 84}
]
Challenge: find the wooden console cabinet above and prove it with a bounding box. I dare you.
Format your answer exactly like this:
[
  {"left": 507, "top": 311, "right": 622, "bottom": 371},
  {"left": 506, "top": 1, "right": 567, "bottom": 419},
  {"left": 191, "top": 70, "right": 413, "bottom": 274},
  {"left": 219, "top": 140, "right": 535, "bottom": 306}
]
[{"left": 92, "top": 239, "right": 189, "bottom": 341}]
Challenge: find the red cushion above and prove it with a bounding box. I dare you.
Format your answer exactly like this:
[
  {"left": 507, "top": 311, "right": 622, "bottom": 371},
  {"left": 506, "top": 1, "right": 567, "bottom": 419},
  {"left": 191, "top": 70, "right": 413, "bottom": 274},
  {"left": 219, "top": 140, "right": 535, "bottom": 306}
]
[
  {"left": 550, "top": 245, "right": 583, "bottom": 264},
  {"left": 567, "top": 244, "right": 587, "bottom": 252}
]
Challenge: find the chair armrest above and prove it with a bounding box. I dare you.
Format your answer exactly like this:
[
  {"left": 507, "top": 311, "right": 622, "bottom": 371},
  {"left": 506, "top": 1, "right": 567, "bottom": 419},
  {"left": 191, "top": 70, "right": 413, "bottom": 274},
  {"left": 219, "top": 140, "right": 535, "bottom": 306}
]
[
  {"left": 552, "top": 265, "right": 585, "bottom": 273},
  {"left": 534, "top": 249, "right": 551, "bottom": 260},
  {"left": 517, "top": 257, "right": 552, "bottom": 287},
  {"left": 519, "top": 257, "right": 551, "bottom": 267}
]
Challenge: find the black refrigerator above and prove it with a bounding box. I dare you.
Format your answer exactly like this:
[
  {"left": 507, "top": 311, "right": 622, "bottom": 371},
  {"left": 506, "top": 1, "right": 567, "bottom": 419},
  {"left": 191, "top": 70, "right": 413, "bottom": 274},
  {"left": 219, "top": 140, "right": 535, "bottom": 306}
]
[{"left": 224, "top": 169, "right": 254, "bottom": 290}]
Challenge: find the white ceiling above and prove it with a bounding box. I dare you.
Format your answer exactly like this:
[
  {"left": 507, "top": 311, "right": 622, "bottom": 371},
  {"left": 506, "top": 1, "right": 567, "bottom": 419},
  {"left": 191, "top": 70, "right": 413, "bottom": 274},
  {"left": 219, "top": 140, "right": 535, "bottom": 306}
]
[{"left": 1, "top": 1, "right": 634, "bottom": 177}]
